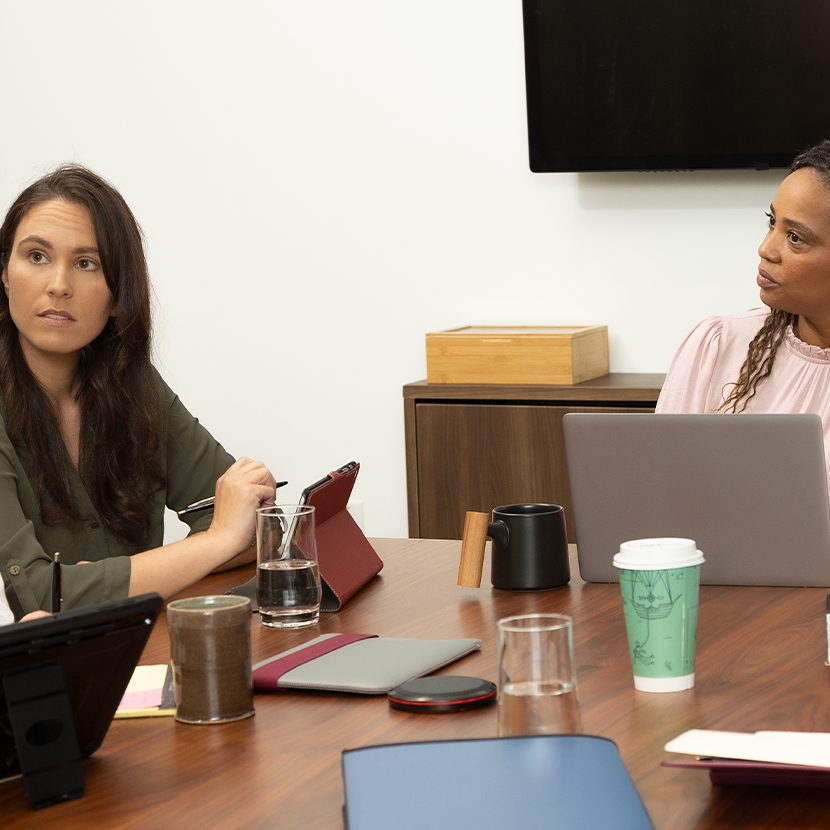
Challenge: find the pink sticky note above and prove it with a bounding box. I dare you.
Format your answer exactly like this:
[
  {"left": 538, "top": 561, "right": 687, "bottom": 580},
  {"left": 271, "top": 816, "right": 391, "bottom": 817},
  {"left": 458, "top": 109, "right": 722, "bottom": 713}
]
[{"left": 118, "top": 687, "right": 163, "bottom": 712}]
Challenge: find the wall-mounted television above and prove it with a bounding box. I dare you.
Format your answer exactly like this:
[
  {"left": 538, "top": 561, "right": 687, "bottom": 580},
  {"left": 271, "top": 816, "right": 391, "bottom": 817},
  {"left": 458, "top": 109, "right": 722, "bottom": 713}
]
[{"left": 522, "top": 1, "right": 830, "bottom": 172}]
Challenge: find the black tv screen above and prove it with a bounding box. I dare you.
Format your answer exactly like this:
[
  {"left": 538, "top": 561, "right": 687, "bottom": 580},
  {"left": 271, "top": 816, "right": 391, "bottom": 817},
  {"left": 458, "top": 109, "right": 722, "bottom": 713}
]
[{"left": 522, "top": 0, "right": 830, "bottom": 172}]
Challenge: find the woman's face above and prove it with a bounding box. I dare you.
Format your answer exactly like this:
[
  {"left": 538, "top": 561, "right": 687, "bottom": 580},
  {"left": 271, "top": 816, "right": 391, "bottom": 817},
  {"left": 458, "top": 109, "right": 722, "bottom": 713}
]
[
  {"left": 757, "top": 167, "right": 830, "bottom": 327},
  {"left": 1, "top": 199, "right": 116, "bottom": 371}
]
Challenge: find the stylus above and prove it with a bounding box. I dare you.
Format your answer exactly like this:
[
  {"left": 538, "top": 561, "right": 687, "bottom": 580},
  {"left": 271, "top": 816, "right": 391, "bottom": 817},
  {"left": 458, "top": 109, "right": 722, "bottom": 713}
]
[{"left": 177, "top": 481, "right": 288, "bottom": 516}]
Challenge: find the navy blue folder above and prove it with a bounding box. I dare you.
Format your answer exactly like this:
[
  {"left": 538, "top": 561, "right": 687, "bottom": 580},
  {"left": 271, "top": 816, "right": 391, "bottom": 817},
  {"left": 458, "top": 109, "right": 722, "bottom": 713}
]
[{"left": 341, "top": 734, "right": 655, "bottom": 829}]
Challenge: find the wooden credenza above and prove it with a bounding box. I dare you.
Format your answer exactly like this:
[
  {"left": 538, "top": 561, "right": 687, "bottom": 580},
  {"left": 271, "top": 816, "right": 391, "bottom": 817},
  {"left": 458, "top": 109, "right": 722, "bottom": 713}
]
[{"left": 403, "top": 374, "right": 665, "bottom": 542}]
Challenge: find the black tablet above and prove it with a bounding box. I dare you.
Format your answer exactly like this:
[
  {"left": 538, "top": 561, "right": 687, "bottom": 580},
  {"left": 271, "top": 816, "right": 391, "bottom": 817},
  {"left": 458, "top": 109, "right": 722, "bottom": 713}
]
[{"left": 0, "top": 593, "right": 162, "bottom": 803}]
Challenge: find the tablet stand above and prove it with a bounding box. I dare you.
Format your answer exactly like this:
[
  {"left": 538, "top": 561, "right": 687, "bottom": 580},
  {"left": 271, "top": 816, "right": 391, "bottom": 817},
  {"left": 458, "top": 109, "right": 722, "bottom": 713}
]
[
  {"left": 305, "top": 464, "right": 383, "bottom": 611},
  {"left": 3, "top": 660, "right": 85, "bottom": 809}
]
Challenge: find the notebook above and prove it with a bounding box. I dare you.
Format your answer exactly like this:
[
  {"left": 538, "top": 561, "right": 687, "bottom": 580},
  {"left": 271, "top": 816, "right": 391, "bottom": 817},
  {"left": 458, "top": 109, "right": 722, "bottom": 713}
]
[
  {"left": 341, "top": 734, "right": 655, "bottom": 830},
  {"left": 563, "top": 413, "right": 830, "bottom": 586},
  {"left": 663, "top": 729, "right": 830, "bottom": 788}
]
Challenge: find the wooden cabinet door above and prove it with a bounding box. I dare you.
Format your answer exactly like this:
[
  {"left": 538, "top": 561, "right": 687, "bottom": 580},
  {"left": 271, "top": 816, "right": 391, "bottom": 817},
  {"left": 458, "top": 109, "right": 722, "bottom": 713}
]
[{"left": 414, "top": 403, "right": 651, "bottom": 542}]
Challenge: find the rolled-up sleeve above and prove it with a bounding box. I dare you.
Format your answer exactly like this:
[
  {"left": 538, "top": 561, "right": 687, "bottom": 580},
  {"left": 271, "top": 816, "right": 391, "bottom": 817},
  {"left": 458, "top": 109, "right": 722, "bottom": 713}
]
[
  {"left": 161, "top": 383, "right": 235, "bottom": 536},
  {"left": 0, "top": 442, "right": 132, "bottom": 618},
  {"left": 2, "top": 523, "right": 131, "bottom": 618}
]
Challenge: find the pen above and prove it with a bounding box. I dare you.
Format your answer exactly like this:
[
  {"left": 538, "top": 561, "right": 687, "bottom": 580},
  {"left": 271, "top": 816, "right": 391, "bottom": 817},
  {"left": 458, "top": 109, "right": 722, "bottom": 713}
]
[
  {"left": 51, "top": 552, "right": 62, "bottom": 614},
  {"left": 177, "top": 480, "right": 288, "bottom": 517}
]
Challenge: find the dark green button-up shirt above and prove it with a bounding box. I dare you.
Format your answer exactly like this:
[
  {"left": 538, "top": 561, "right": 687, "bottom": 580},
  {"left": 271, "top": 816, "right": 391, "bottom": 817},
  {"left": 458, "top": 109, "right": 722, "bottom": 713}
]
[{"left": 0, "top": 380, "right": 234, "bottom": 619}]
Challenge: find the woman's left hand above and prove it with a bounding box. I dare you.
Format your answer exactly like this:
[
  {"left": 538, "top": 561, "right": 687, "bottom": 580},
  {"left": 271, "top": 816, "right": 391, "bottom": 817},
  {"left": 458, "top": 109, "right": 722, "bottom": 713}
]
[{"left": 21, "top": 610, "right": 51, "bottom": 622}]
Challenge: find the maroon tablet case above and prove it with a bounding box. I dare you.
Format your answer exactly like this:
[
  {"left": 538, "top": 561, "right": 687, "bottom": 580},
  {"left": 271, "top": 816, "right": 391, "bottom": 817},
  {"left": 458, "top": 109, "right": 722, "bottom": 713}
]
[{"left": 305, "top": 463, "right": 383, "bottom": 611}]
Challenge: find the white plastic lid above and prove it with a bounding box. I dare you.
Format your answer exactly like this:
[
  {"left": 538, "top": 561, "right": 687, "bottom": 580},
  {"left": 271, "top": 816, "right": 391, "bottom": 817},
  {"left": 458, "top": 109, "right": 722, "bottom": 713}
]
[{"left": 612, "top": 537, "right": 704, "bottom": 571}]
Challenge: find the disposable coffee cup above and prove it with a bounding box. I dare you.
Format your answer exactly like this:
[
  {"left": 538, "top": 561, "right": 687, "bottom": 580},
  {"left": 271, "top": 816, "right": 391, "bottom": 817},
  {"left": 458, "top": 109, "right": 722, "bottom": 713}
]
[{"left": 612, "top": 538, "right": 704, "bottom": 693}]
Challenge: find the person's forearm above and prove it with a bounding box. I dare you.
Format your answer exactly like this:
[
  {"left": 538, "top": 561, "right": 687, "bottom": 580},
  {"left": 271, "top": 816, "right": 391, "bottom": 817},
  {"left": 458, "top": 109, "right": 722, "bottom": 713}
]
[
  {"left": 128, "top": 456, "right": 276, "bottom": 599},
  {"left": 211, "top": 545, "right": 257, "bottom": 573},
  {"left": 127, "top": 529, "right": 240, "bottom": 599}
]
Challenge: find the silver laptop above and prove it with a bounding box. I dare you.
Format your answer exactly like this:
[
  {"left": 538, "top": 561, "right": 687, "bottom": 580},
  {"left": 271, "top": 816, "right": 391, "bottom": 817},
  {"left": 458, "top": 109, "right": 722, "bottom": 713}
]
[{"left": 563, "top": 413, "right": 830, "bottom": 587}]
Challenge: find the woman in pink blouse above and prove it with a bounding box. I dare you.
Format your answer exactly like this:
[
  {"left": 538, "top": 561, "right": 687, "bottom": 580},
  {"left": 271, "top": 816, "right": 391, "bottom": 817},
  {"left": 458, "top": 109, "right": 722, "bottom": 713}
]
[{"left": 658, "top": 139, "right": 830, "bottom": 483}]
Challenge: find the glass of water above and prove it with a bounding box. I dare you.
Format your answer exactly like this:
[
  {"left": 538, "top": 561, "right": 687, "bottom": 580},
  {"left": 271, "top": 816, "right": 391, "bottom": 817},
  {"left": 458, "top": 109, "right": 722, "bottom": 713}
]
[
  {"left": 496, "top": 613, "right": 582, "bottom": 737},
  {"left": 256, "top": 505, "right": 322, "bottom": 628}
]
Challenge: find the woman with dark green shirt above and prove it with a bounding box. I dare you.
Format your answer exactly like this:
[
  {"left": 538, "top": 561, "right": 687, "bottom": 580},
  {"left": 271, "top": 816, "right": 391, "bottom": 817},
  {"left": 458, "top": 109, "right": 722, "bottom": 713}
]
[{"left": 0, "top": 165, "right": 276, "bottom": 619}]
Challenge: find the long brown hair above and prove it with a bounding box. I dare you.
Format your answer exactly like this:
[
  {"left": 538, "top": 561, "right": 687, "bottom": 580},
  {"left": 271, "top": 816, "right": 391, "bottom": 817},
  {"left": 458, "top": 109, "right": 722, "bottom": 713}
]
[
  {"left": 0, "top": 164, "right": 167, "bottom": 544},
  {"left": 720, "top": 140, "right": 830, "bottom": 413}
]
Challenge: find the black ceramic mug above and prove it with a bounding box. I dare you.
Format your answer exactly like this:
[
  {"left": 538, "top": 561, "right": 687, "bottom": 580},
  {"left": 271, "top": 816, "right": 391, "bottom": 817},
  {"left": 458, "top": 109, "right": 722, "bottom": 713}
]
[{"left": 458, "top": 503, "right": 570, "bottom": 591}]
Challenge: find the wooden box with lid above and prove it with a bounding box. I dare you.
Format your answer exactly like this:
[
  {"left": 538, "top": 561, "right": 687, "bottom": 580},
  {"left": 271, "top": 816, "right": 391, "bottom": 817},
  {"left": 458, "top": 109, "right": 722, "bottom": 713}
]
[{"left": 425, "top": 325, "right": 609, "bottom": 385}]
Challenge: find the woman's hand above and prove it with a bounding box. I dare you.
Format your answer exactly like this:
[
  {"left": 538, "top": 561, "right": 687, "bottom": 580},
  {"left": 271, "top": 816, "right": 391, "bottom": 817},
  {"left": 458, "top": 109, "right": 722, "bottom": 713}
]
[
  {"left": 21, "top": 610, "right": 51, "bottom": 622},
  {"left": 205, "top": 457, "right": 276, "bottom": 559}
]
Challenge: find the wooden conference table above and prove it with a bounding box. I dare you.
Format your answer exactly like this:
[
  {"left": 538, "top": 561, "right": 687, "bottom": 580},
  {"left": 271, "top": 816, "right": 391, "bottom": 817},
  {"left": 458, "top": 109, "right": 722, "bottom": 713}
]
[{"left": 3, "top": 537, "right": 830, "bottom": 829}]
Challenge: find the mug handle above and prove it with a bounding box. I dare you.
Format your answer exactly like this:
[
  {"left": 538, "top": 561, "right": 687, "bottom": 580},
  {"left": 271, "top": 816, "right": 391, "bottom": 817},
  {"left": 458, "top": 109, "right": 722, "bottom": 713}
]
[{"left": 457, "top": 512, "right": 490, "bottom": 587}]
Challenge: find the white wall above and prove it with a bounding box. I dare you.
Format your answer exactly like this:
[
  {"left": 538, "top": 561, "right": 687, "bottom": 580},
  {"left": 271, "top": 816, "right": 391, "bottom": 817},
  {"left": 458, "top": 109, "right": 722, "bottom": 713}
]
[{"left": 0, "top": 1, "right": 787, "bottom": 538}]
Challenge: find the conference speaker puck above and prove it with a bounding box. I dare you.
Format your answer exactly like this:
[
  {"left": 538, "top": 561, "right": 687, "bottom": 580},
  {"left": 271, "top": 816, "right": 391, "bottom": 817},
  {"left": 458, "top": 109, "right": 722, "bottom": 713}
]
[{"left": 388, "top": 676, "right": 497, "bottom": 713}]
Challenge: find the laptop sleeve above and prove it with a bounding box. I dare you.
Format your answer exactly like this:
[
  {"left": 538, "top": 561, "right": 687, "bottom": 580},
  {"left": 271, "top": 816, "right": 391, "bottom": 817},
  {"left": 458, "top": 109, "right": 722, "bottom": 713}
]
[{"left": 252, "top": 633, "right": 481, "bottom": 694}]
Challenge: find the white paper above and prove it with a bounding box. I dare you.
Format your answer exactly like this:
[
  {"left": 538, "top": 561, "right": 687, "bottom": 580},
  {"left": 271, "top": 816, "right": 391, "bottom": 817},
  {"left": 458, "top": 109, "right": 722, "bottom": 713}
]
[{"left": 665, "top": 729, "right": 830, "bottom": 769}]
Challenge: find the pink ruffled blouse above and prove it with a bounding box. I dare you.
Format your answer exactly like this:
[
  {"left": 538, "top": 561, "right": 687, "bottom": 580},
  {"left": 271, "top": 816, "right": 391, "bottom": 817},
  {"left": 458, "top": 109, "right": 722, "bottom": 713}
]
[{"left": 657, "top": 307, "right": 830, "bottom": 486}]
